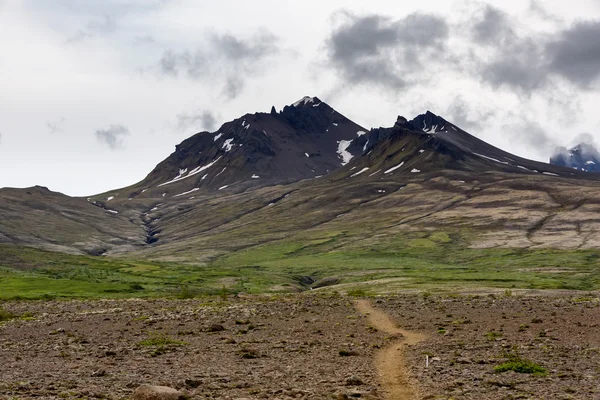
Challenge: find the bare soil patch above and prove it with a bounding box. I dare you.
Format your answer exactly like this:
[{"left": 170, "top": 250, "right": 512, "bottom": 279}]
[{"left": 355, "top": 300, "right": 426, "bottom": 400}]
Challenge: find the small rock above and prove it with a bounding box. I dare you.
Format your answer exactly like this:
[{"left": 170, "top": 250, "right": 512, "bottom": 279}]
[
  {"left": 91, "top": 369, "right": 106, "bottom": 377},
  {"left": 345, "top": 375, "right": 363, "bottom": 386},
  {"left": 133, "top": 385, "right": 187, "bottom": 400},
  {"left": 184, "top": 379, "right": 201, "bottom": 388},
  {"left": 205, "top": 324, "right": 225, "bottom": 332}
]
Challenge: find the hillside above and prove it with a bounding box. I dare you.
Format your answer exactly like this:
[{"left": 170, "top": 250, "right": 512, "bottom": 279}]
[{"left": 3, "top": 105, "right": 600, "bottom": 263}]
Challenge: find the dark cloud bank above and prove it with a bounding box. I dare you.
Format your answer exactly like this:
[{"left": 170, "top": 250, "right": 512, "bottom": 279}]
[
  {"left": 324, "top": 4, "right": 600, "bottom": 93},
  {"left": 325, "top": 11, "right": 449, "bottom": 89}
]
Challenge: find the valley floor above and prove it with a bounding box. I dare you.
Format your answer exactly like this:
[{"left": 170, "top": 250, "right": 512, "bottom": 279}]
[{"left": 1, "top": 292, "right": 599, "bottom": 400}]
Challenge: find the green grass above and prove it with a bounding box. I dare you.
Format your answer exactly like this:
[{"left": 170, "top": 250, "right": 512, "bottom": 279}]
[
  {"left": 494, "top": 354, "right": 547, "bottom": 375},
  {"left": 2, "top": 227, "right": 600, "bottom": 300},
  {"left": 138, "top": 334, "right": 187, "bottom": 347},
  {"left": 0, "top": 307, "right": 16, "bottom": 322}
]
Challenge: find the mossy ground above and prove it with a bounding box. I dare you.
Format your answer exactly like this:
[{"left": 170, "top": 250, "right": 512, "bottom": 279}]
[{"left": 1, "top": 229, "right": 599, "bottom": 300}]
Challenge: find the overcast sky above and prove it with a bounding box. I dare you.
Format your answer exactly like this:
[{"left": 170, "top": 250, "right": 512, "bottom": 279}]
[{"left": 2, "top": 0, "right": 600, "bottom": 196}]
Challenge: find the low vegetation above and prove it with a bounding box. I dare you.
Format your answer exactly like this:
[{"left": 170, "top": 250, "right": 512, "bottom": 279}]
[
  {"left": 1, "top": 228, "right": 600, "bottom": 300},
  {"left": 494, "top": 354, "right": 547, "bottom": 376}
]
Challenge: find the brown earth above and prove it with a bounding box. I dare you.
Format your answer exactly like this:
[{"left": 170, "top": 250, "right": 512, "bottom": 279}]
[
  {"left": 1, "top": 292, "right": 600, "bottom": 399},
  {"left": 355, "top": 299, "right": 426, "bottom": 400}
]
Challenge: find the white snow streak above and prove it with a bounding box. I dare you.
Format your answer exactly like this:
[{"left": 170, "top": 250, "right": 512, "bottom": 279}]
[
  {"left": 174, "top": 188, "right": 199, "bottom": 197},
  {"left": 542, "top": 172, "right": 559, "bottom": 176},
  {"left": 251, "top": 174, "right": 260, "bottom": 179},
  {"left": 411, "top": 168, "right": 421, "bottom": 173},
  {"left": 473, "top": 153, "right": 509, "bottom": 165},
  {"left": 351, "top": 167, "right": 369, "bottom": 177},
  {"left": 158, "top": 157, "right": 222, "bottom": 187},
  {"left": 214, "top": 133, "right": 223, "bottom": 141},
  {"left": 218, "top": 185, "right": 229, "bottom": 190},
  {"left": 384, "top": 162, "right": 404, "bottom": 174}
]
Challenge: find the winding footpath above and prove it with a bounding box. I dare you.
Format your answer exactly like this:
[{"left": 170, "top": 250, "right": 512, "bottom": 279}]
[{"left": 355, "top": 300, "right": 427, "bottom": 400}]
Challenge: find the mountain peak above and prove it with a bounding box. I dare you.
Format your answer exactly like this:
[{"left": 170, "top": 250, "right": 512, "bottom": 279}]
[
  {"left": 291, "top": 96, "right": 321, "bottom": 107},
  {"left": 408, "top": 111, "right": 455, "bottom": 134}
]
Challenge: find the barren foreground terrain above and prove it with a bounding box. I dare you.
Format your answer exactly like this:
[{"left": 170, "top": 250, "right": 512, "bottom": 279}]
[{"left": 1, "top": 292, "right": 599, "bottom": 399}]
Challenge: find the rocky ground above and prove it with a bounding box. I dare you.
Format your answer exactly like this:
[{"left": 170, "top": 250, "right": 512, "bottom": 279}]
[
  {"left": 381, "top": 291, "right": 600, "bottom": 400},
  {"left": 1, "top": 291, "right": 600, "bottom": 399},
  {"left": 0, "top": 295, "right": 382, "bottom": 400}
]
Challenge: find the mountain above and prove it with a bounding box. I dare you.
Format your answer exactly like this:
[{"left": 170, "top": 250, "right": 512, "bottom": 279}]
[
  {"left": 550, "top": 143, "right": 600, "bottom": 172},
  {"left": 96, "top": 96, "right": 368, "bottom": 203},
  {"left": 340, "top": 111, "right": 590, "bottom": 182},
  {"left": 4, "top": 104, "right": 600, "bottom": 259}
]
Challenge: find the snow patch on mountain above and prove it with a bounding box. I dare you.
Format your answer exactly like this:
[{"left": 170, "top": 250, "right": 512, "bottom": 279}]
[
  {"left": 158, "top": 157, "right": 222, "bottom": 187},
  {"left": 350, "top": 167, "right": 369, "bottom": 177},
  {"left": 222, "top": 138, "right": 234, "bottom": 152},
  {"left": 292, "top": 96, "right": 316, "bottom": 107},
  {"left": 174, "top": 188, "right": 199, "bottom": 197},
  {"left": 385, "top": 162, "right": 404, "bottom": 174},
  {"left": 337, "top": 140, "right": 354, "bottom": 165}
]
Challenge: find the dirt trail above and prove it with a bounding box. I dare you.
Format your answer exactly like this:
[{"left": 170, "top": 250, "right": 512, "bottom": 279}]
[{"left": 355, "top": 299, "right": 426, "bottom": 400}]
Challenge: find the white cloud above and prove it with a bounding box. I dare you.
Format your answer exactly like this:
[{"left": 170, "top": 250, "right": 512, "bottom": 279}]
[{"left": 0, "top": 0, "right": 599, "bottom": 196}]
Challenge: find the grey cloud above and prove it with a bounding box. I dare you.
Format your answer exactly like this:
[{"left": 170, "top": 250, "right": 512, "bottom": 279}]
[
  {"left": 445, "top": 97, "right": 494, "bottom": 133},
  {"left": 467, "top": 5, "right": 548, "bottom": 92},
  {"left": 546, "top": 21, "right": 600, "bottom": 88},
  {"left": 471, "top": 5, "right": 514, "bottom": 44},
  {"left": 571, "top": 132, "right": 599, "bottom": 149},
  {"left": 156, "top": 30, "right": 279, "bottom": 99},
  {"left": 176, "top": 110, "right": 219, "bottom": 133},
  {"left": 502, "top": 117, "right": 558, "bottom": 158},
  {"left": 324, "top": 11, "right": 449, "bottom": 89},
  {"left": 528, "top": 1, "right": 562, "bottom": 22},
  {"left": 480, "top": 54, "right": 547, "bottom": 92},
  {"left": 46, "top": 117, "right": 66, "bottom": 134},
  {"left": 468, "top": 5, "right": 600, "bottom": 92},
  {"left": 66, "top": 14, "right": 117, "bottom": 43},
  {"left": 95, "top": 125, "right": 129, "bottom": 150}
]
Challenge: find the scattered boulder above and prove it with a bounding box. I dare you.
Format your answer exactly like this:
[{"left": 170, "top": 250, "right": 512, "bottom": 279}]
[{"left": 133, "top": 385, "right": 187, "bottom": 400}]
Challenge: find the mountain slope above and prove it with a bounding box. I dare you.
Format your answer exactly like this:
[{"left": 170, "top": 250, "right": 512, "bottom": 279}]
[
  {"left": 0, "top": 186, "right": 145, "bottom": 255},
  {"left": 99, "top": 97, "right": 367, "bottom": 203},
  {"left": 339, "top": 111, "right": 596, "bottom": 182},
  {"left": 5, "top": 108, "right": 600, "bottom": 258}
]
